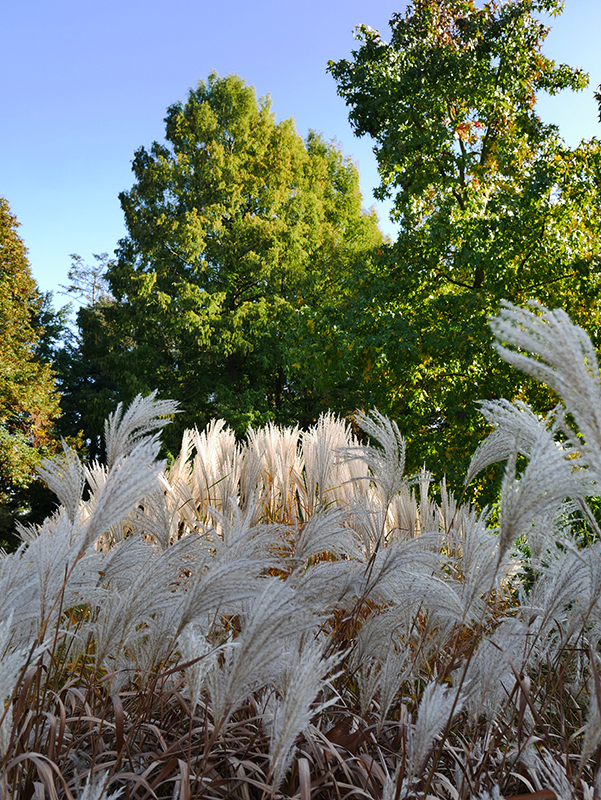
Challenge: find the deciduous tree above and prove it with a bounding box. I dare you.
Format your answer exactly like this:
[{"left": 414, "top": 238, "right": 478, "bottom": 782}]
[{"left": 326, "top": 0, "right": 601, "bottom": 495}]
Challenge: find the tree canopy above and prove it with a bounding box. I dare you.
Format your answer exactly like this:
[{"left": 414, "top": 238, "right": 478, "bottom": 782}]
[
  {"left": 0, "top": 197, "right": 61, "bottom": 541},
  {"left": 74, "top": 73, "right": 382, "bottom": 453},
  {"left": 324, "top": 0, "right": 601, "bottom": 495}
]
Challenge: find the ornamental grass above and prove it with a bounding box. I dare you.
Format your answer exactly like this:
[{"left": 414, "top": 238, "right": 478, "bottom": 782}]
[{"left": 3, "top": 301, "right": 601, "bottom": 799}]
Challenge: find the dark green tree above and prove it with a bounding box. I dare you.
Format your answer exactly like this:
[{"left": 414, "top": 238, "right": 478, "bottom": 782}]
[
  {"left": 76, "top": 72, "right": 382, "bottom": 452},
  {"left": 0, "top": 198, "right": 62, "bottom": 545},
  {"left": 325, "top": 0, "right": 601, "bottom": 496}
]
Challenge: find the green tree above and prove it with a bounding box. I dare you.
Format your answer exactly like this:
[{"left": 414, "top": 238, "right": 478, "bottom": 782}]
[
  {"left": 76, "top": 72, "right": 382, "bottom": 452},
  {"left": 0, "top": 198, "right": 61, "bottom": 544},
  {"left": 326, "top": 0, "right": 601, "bottom": 496}
]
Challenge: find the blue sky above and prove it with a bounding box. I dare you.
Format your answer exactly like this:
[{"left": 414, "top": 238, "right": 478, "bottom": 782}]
[{"left": 2, "top": 0, "right": 600, "bottom": 303}]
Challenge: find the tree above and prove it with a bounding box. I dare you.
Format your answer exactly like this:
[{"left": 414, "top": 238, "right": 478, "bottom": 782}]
[
  {"left": 326, "top": 0, "right": 601, "bottom": 496},
  {"left": 76, "top": 73, "right": 382, "bottom": 453},
  {"left": 61, "top": 252, "right": 113, "bottom": 306},
  {"left": 0, "top": 197, "right": 61, "bottom": 544}
]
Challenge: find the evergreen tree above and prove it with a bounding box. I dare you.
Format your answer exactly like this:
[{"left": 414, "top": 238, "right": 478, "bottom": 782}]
[
  {"left": 76, "top": 73, "right": 382, "bottom": 453},
  {"left": 0, "top": 197, "right": 61, "bottom": 545}
]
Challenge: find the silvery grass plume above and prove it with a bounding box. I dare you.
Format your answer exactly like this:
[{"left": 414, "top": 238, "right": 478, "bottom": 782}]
[
  {"left": 74, "top": 771, "right": 123, "bottom": 800},
  {"left": 580, "top": 651, "right": 601, "bottom": 768},
  {"left": 0, "top": 614, "right": 47, "bottom": 758},
  {"left": 300, "top": 411, "right": 357, "bottom": 515},
  {"left": 491, "top": 300, "right": 601, "bottom": 481},
  {"left": 351, "top": 610, "right": 411, "bottom": 720},
  {"left": 466, "top": 398, "right": 584, "bottom": 565},
  {"left": 346, "top": 409, "right": 408, "bottom": 511},
  {"left": 189, "top": 419, "right": 242, "bottom": 525},
  {"left": 205, "top": 578, "right": 323, "bottom": 726},
  {"left": 104, "top": 390, "right": 177, "bottom": 470},
  {"left": 246, "top": 421, "right": 304, "bottom": 522},
  {"left": 382, "top": 681, "right": 463, "bottom": 800},
  {"left": 268, "top": 635, "right": 341, "bottom": 790}
]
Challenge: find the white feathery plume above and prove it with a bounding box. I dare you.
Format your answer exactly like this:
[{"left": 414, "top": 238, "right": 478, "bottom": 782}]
[
  {"left": 82, "top": 536, "right": 205, "bottom": 672},
  {"left": 2, "top": 510, "right": 102, "bottom": 642},
  {"left": 552, "top": 543, "right": 601, "bottom": 641},
  {"left": 336, "top": 438, "right": 371, "bottom": 508},
  {"left": 166, "top": 426, "right": 195, "bottom": 487},
  {"left": 291, "top": 559, "right": 359, "bottom": 613},
  {"left": 0, "top": 614, "right": 48, "bottom": 758},
  {"left": 520, "top": 748, "right": 573, "bottom": 800},
  {"left": 463, "top": 618, "right": 529, "bottom": 724},
  {"left": 521, "top": 501, "right": 575, "bottom": 573},
  {"left": 438, "top": 477, "right": 457, "bottom": 537},
  {"left": 237, "top": 440, "right": 266, "bottom": 522},
  {"left": 202, "top": 496, "right": 279, "bottom": 562},
  {"left": 246, "top": 421, "right": 304, "bottom": 522},
  {"left": 25, "top": 508, "right": 81, "bottom": 634},
  {"left": 0, "top": 704, "right": 12, "bottom": 760},
  {"left": 177, "top": 555, "right": 264, "bottom": 630},
  {"left": 405, "top": 681, "right": 463, "bottom": 784},
  {"left": 351, "top": 494, "right": 390, "bottom": 556},
  {"left": 353, "top": 613, "right": 410, "bottom": 720},
  {"left": 178, "top": 622, "right": 224, "bottom": 712},
  {"left": 444, "top": 503, "right": 504, "bottom": 622},
  {"left": 293, "top": 507, "right": 362, "bottom": 564},
  {"left": 356, "top": 655, "right": 385, "bottom": 718},
  {"left": 347, "top": 409, "right": 408, "bottom": 507},
  {"left": 268, "top": 636, "right": 339, "bottom": 790},
  {"left": 497, "top": 420, "right": 583, "bottom": 563},
  {"left": 36, "top": 440, "right": 85, "bottom": 522},
  {"left": 376, "top": 647, "right": 411, "bottom": 726},
  {"left": 93, "top": 535, "right": 157, "bottom": 591},
  {"left": 418, "top": 467, "right": 438, "bottom": 534},
  {"left": 75, "top": 771, "right": 124, "bottom": 800},
  {"left": 14, "top": 520, "right": 41, "bottom": 544},
  {"left": 89, "top": 583, "right": 157, "bottom": 671},
  {"left": 491, "top": 300, "right": 601, "bottom": 477},
  {"left": 357, "top": 535, "right": 443, "bottom": 604},
  {"left": 473, "top": 789, "right": 503, "bottom": 800},
  {"left": 387, "top": 484, "right": 420, "bottom": 540},
  {"left": 0, "top": 613, "right": 38, "bottom": 704},
  {"left": 351, "top": 608, "right": 405, "bottom": 667},
  {"left": 78, "top": 436, "right": 165, "bottom": 555},
  {"left": 521, "top": 546, "right": 586, "bottom": 652},
  {"left": 104, "top": 390, "right": 177, "bottom": 470},
  {"left": 372, "top": 557, "right": 464, "bottom": 629},
  {"left": 465, "top": 399, "right": 560, "bottom": 488},
  {"left": 300, "top": 412, "right": 353, "bottom": 515},
  {"left": 83, "top": 461, "right": 110, "bottom": 507},
  {"left": 110, "top": 600, "right": 183, "bottom": 686},
  {"left": 580, "top": 653, "right": 601, "bottom": 767},
  {"left": 190, "top": 419, "right": 241, "bottom": 524},
  {"left": 381, "top": 766, "right": 408, "bottom": 800},
  {"left": 206, "top": 579, "right": 317, "bottom": 723},
  {"left": 456, "top": 537, "right": 502, "bottom": 624},
  {"left": 129, "top": 487, "right": 181, "bottom": 549}
]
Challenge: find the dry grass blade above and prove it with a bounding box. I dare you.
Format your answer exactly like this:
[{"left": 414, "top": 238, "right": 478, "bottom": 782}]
[{"left": 298, "top": 757, "right": 311, "bottom": 800}]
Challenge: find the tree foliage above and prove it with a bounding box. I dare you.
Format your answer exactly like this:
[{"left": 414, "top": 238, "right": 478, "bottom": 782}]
[
  {"left": 325, "top": 0, "right": 601, "bottom": 495},
  {"left": 75, "top": 73, "right": 382, "bottom": 453},
  {"left": 0, "top": 198, "right": 61, "bottom": 542}
]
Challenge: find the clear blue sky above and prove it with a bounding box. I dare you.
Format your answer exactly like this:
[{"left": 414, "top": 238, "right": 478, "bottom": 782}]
[{"left": 2, "top": 0, "right": 600, "bottom": 303}]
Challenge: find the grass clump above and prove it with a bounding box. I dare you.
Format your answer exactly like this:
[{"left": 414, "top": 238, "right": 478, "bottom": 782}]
[{"left": 2, "top": 301, "right": 601, "bottom": 799}]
